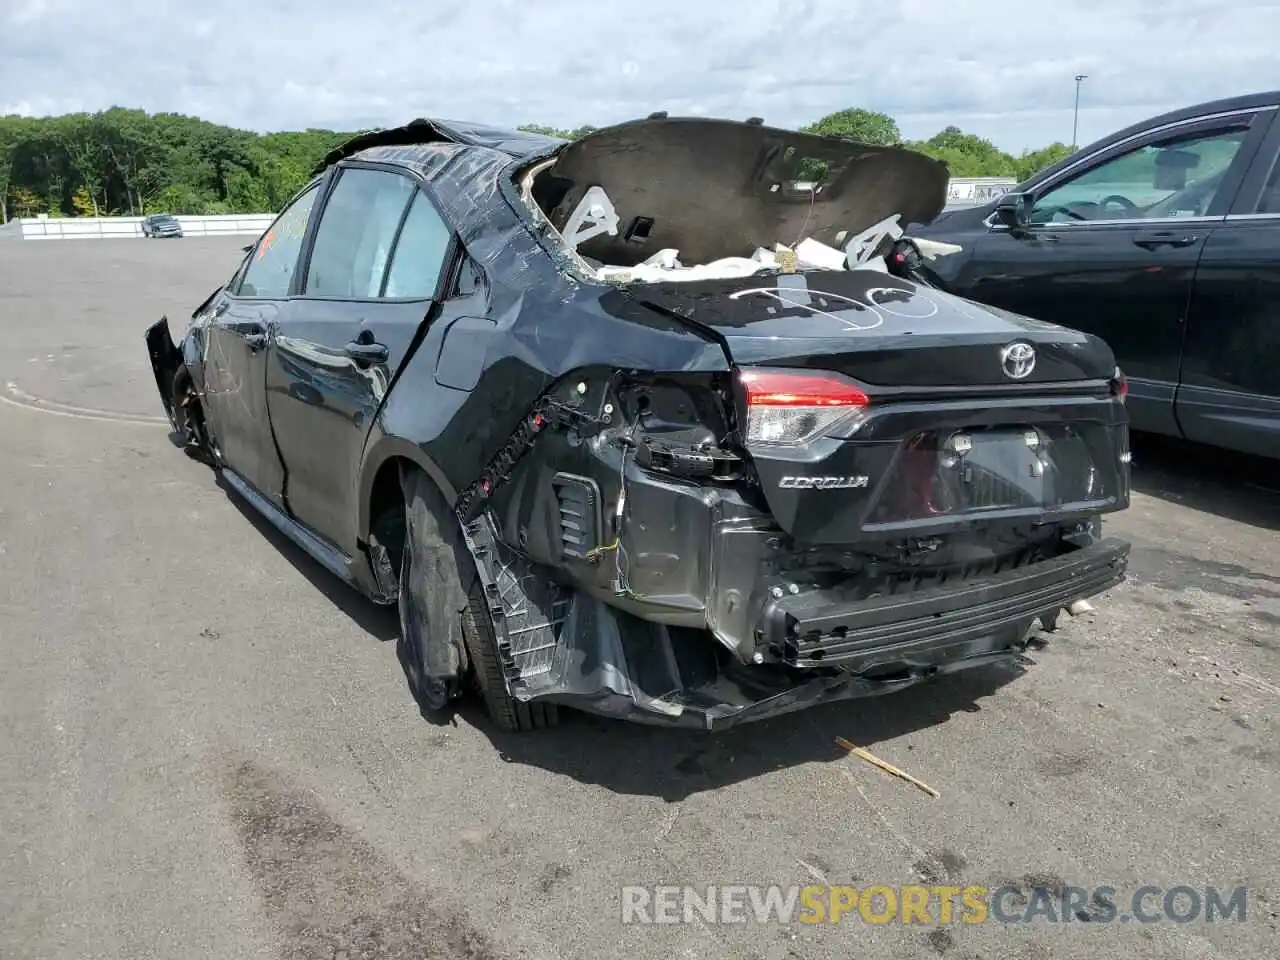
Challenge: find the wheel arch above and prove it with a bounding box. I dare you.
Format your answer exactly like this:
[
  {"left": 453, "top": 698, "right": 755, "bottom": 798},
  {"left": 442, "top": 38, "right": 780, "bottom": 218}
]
[{"left": 357, "top": 434, "right": 457, "bottom": 547}]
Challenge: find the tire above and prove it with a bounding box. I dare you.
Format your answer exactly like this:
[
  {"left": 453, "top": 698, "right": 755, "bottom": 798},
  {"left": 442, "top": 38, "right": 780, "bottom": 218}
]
[
  {"left": 397, "top": 465, "right": 557, "bottom": 732},
  {"left": 460, "top": 579, "right": 559, "bottom": 732}
]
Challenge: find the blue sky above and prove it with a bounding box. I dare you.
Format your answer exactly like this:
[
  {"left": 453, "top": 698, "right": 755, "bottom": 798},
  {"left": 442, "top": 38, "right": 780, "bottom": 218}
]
[{"left": 3, "top": 0, "right": 1280, "bottom": 152}]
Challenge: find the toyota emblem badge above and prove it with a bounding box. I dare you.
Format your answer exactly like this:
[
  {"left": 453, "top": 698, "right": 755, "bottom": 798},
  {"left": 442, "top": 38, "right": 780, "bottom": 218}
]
[{"left": 1000, "top": 341, "right": 1037, "bottom": 380}]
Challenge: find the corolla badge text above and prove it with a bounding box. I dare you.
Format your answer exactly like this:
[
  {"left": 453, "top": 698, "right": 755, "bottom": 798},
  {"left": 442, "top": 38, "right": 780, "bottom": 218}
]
[{"left": 779, "top": 475, "right": 871, "bottom": 489}]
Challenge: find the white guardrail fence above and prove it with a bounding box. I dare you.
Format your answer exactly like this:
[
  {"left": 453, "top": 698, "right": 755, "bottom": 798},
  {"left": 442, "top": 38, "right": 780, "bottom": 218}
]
[
  {"left": 945, "top": 177, "right": 1019, "bottom": 206},
  {"left": 0, "top": 179, "right": 1018, "bottom": 241},
  {"left": 1, "top": 213, "right": 276, "bottom": 241}
]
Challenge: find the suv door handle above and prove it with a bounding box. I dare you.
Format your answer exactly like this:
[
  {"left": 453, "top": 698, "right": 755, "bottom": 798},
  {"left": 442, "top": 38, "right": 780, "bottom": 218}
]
[
  {"left": 242, "top": 332, "right": 267, "bottom": 350},
  {"left": 1133, "top": 233, "right": 1200, "bottom": 250},
  {"left": 344, "top": 340, "right": 389, "bottom": 364}
]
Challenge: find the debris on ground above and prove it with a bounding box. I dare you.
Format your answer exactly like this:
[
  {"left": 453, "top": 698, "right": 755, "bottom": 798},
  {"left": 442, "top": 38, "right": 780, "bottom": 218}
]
[{"left": 835, "top": 737, "right": 941, "bottom": 798}]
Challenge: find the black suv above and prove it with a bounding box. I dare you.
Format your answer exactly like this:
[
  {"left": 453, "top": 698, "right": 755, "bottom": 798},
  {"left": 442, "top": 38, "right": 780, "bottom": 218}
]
[
  {"left": 145, "top": 116, "right": 1131, "bottom": 732},
  {"left": 890, "top": 91, "right": 1280, "bottom": 460}
]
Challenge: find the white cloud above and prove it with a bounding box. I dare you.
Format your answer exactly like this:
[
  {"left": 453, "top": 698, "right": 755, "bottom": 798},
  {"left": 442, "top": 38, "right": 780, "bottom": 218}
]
[
  {"left": 3, "top": 0, "right": 1279, "bottom": 151},
  {"left": 6, "top": 0, "right": 50, "bottom": 25}
]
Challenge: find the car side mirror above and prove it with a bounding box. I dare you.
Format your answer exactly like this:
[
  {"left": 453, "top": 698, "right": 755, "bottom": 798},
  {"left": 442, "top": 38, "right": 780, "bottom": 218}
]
[{"left": 994, "top": 192, "right": 1032, "bottom": 229}]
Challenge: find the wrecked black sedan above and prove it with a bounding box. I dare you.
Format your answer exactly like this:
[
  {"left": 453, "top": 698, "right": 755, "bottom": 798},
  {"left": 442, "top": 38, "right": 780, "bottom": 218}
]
[{"left": 145, "top": 115, "right": 1132, "bottom": 732}]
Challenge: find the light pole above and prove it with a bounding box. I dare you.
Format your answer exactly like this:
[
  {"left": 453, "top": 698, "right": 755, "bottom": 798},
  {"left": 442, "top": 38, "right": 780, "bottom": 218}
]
[{"left": 1072, "top": 74, "right": 1088, "bottom": 150}]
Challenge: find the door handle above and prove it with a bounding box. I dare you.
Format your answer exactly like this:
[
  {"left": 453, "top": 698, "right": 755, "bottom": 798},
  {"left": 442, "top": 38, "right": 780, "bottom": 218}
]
[
  {"left": 242, "top": 332, "right": 267, "bottom": 350},
  {"left": 1133, "top": 233, "right": 1200, "bottom": 250},
  {"left": 343, "top": 340, "right": 389, "bottom": 364}
]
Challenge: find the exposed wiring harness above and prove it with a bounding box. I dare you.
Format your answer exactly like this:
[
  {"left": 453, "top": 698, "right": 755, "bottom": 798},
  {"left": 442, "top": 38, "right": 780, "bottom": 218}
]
[{"left": 585, "top": 423, "right": 639, "bottom": 595}]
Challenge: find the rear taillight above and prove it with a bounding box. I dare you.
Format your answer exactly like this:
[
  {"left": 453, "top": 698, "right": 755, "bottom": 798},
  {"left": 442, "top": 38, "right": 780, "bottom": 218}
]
[
  {"left": 1110, "top": 366, "right": 1128, "bottom": 403},
  {"left": 739, "top": 368, "right": 871, "bottom": 444}
]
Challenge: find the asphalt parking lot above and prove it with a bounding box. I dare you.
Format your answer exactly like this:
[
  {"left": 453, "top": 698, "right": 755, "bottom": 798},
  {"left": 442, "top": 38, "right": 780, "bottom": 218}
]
[{"left": 1, "top": 236, "right": 1278, "bottom": 960}]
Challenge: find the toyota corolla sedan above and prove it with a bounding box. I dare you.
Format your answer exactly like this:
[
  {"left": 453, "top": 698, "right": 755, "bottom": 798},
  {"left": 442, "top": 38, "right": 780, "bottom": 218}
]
[{"left": 145, "top": 115, "right": 1131, "bottom": 732}]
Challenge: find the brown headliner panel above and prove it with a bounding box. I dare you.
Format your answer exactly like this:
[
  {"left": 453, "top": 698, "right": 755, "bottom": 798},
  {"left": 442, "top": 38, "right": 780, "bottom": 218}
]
[{"left": 544, "top": 117, "right": 949, "bottom": 266}]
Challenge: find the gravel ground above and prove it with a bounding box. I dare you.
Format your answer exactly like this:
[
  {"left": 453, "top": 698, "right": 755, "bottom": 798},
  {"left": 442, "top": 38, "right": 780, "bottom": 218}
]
[{"left": 1, "top": 237, "right": 1277, "bottom": 960}]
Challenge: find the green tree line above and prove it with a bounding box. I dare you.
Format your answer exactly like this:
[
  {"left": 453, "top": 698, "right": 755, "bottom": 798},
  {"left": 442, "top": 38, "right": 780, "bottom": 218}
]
[{"left": 0, "top": 106, "right": 1072, "bottom": 222}]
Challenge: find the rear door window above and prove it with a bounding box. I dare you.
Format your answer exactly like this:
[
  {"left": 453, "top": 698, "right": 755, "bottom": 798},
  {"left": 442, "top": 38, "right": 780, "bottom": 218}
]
[
  {"left": 383, "top": 191, "right": 454, "bottom": 299},
  {"left": 303, "top": 168, "right": 417, "bottom": 298},
  {"left": 1253, "top": 151, "right": 1280, "bottom": 213}
]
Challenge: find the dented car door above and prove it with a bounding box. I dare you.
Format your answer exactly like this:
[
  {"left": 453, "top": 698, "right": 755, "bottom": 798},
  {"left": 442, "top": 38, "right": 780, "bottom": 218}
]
[
  {"left": 265, "top": 165, "right": 454, "bottom": 549},
  {"left": 202, "top": 183, "right": 321, "bottom": 505}
]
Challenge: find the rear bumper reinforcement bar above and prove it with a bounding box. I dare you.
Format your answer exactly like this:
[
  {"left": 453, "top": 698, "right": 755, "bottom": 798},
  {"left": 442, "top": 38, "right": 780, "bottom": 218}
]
[{"left": 759, "top": 537, "right": 1131, "bottom": 670}]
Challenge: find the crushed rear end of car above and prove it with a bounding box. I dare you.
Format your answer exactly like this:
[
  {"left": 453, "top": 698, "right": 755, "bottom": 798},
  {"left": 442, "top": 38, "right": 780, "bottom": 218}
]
[
  {"left": 433, "top": 116, "right": 1135, "bottom": 729},
  {"left": 456, "top": 346, "right": 1129, "bottom": 730},
  {"left": 429, "top": 115, "right": 1130, "bottom": 728}
]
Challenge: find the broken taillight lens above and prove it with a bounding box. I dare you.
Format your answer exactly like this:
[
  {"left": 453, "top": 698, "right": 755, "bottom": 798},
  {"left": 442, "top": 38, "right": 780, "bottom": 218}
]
[{"left": 739, "top": 368, "right": 871, "bottom": 445}]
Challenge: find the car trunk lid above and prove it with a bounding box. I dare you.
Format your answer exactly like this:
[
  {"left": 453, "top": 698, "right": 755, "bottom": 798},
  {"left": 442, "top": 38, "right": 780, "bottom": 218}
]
[
  {"left": 626, "top": 271, "right": 1129, "bottom": 545},
  {"left": 629, "top": 269, "right": 1118, "bottom": 389}
]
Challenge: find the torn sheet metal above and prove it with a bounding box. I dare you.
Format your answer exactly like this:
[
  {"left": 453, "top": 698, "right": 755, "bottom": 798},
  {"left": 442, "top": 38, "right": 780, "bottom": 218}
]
[{"left": 455, "top": 511, "right": 1041, "bottom": 730}]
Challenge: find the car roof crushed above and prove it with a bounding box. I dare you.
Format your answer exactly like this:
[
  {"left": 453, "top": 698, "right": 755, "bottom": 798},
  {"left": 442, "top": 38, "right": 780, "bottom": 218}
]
[
  {"left": 314, "top": 114, "right": 951, "bottom": 284},
  {"left": 312, "top": 118, "right": 564, "bottom": 175}
]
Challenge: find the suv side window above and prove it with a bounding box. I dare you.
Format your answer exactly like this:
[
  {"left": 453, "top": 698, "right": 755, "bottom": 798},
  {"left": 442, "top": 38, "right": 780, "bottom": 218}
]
[
  {"left": 237, "top": 184, "right": 319, "bottom": 298},
  {"left": 383, "top": 190, "right": 454, "bottom": 299},
  {"left": 303, "top": 168, "right": 417, "bottom": 298},
  {"left": 1031, "top": 126, "right": 1250, "bottom": 224}
]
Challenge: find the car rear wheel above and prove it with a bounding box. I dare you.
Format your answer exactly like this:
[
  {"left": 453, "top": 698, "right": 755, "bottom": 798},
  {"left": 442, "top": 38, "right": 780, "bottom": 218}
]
[
  {"left": 396, "top": 465, "right": 557, "bottom": 732},
  {"left": 460, "top": 580, "right": 559, "bottom": 732}
]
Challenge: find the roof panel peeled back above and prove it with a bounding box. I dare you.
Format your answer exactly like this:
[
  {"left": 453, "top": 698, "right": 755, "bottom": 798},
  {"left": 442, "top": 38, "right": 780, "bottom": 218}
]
[
  {"left": 313, "top": 118, "right": 564, "bottom": 175},
  {"left": 540, "top": 116, "right": 950, "bottom": 267}
]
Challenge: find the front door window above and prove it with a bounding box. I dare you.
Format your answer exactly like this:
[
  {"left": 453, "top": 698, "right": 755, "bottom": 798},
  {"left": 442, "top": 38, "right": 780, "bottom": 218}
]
[
  {"left": 236, "top": 185, "right": 319, "bottom": 297},
  {"left": 1031, "top": 127, "right": 1250, "bottom": 224}
]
